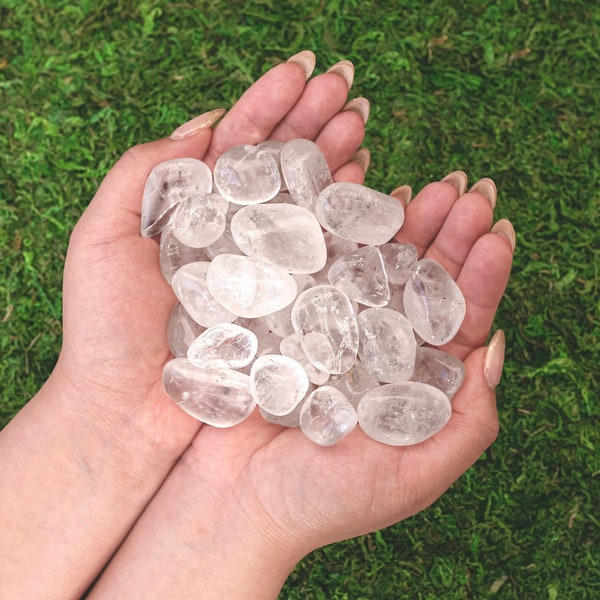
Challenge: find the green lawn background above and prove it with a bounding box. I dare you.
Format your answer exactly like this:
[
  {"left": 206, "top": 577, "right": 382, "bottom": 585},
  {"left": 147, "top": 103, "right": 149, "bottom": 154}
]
[{"left": 1, "top": 1, "right": 598, "bottom": 598}]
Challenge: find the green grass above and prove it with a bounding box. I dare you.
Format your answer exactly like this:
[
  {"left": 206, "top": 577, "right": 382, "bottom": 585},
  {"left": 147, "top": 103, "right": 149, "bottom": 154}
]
[{"left": 1, "top": 0, "right": 599, "bottom": 597}]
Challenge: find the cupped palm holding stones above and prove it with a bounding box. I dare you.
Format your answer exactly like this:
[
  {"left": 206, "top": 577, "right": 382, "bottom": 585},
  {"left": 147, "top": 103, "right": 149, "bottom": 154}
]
[{"left": 142, "top": 139, "right": 467, "bottom": 447}]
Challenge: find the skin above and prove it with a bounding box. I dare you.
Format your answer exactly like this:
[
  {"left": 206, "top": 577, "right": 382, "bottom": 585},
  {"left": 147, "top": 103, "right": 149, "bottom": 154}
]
[{"left": 0, "top": 54, "right": 513, "bottom": 599}]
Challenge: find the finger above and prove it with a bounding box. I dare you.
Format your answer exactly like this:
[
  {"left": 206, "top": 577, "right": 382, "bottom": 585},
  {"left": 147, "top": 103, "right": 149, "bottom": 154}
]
[
  {"left": 203, "top": 52, "right": 314, "bottom": 169},
  {"left": 332, "top": 149, "right": 369, "bottom": 185}
]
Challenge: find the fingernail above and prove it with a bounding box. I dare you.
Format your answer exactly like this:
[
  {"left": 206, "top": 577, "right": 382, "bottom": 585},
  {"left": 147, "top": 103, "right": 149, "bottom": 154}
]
[
  {"left": 352, "top": 148, "right": 370, "bottom": 173},
  {"left": 169, "top": 108, "right": 226, "bottom": 140},
  {"left": 469, "top": 177, "right": 497, "bottom": 210},
  {"left": 327, "top": 60, "right": 354, "bottom": 89},
  {"left": 342, "top": 97, "right": 370, "bottom": 124},
  {"left": 286, "top": 50, "right": 316, "bottom": 80},
  {"left": 390, "top": 185, "right": 412, "bottom": 205},
  {"left": 484, "top": 329, "right": 505, "bottom": 389},
  {"left": 491, "top": 219, "right": 516, "bottom": 252},
  {"left": 441, "top": 170, "right": 468, "bottom": 197}
]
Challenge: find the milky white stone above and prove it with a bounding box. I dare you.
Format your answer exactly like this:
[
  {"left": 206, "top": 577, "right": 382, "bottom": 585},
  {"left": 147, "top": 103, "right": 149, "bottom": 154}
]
[
  {"left": 207, "top": 254, "right": 298, "bottom": 318},
  {"left": 328, "top": 359, "right": 379, "bottom": 408},
  {"left": 279, "top": 333, "right": 330, "bottom": 385},
  {"left": 357, "top": 308, "right": 417, "bottom": 383},
  {"left": 403, "top": 258, "right": 466, "bottom": 345},
  {"left": 167, "top": 302, "right": 206, "bottom": 358},
  {"left": 258, "top": 140, "right": 287, "bottom": 191},
  {"left": 380, "top": 242, "right": 418, "bottom": 285},
  {"left": 299, "top": 386, "right": 357, "bottom": 446},
  {"left": 170, "top": 193, "right": 229, "bottom": 248},
  {"left": 231, "top": 203, "right": 327, "bottom": 274},
  {"left": 187, "top": 323, "right": 258, "bottom": 369},
  {"left": 264, "top": 275, "right": 315, "bottom": 338},
  {"left": 291, "top": 285, "right": 359, "bottom": 374},
  {"left": 328, "top": 245, "right": 390, "bottom": 307},
  {"left": 214, "top": 144, "right": 281, "bottom": 205},
  {"left": 160, "top": 228, "right": 208, "bottom": 284},
  {"left": 141, "top": 158, "right": 212, "bottom": 237},
  {"left": 162, "top": 358, "right": 255, "bottom": 427},
  {"left": 171, "top": 262, "right": 237, "bottom": 327},
  {"left": 280, "top": 139, "right": 333, "bottom": 211},
  {"left": 411, "top": 347, "right": 465, "bottom": 399},
  {"left": 250, "top": 354, "right": 309, "bottom": 416},
  {"left": 357, "top": 381, "right": 451, "bottom": 446},
  {"left": 316, "top": 182, "right": 404, "bottom": 245}
]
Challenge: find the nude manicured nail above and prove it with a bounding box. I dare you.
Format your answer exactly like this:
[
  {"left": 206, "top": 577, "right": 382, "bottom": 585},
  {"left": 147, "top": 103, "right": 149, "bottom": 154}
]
[
  {"left": 327, "top": 60, "right": 354, "bottom": 89},
  {"left": 491, "top": 219, "right": 516, "bottom": 252},
  {"left": 286, "top": 50, "right": 316, "bottom": 80},
  {"left": 470, "top": 177, "right": 497, "bottom": 210},
  {"left": 342, "top": 97, "right": 370, "bottom": 124},
  {"left": 484, "top": 330, "right": 506, "bottom": 389},
  {"left": 352, "top": 148, "right": 370, "bottom": 173},
  {"left": 390, "top": 185, "right": 412, "bottom": 205},
  {"left": 169, "top": 108, "right": 226, "bottom": 140},
  {"left": 442, "top": 170, "right": 468, "bottom": 197}
]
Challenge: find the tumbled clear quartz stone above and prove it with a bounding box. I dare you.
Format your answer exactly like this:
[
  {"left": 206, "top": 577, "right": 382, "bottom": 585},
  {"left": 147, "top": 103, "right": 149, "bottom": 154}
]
[
  {"left": 299, "top": 386, "right": 358, "bottom": 446},
  {"left": 187, "top": 323, "right": 258, "bottom": 369},
  {"left": 291, "top": 285, "right": 359, "bottom": 374},
  {"left": 141, "top": 158, "right": 212, "bottom": 237},
  {"left": 315, "top": 182, "right": 404, "bottom": 245},
  {"left": 231, "top": 203, "right": 327, "bottom": 274},
  {"left": 250, "top": 354, "right": 309, "bottom": 416},
  {"left": 403, "top": 258, "right": 466, "bottom": 345},
  {"left": 357, "top": 308, "right": 417, "bottom": 383},
  {"left": 265, "top": 275, "right": 315, "bottom": 338},
  {"left": 313, "top": 232, "right": 359, "bottom": 284},
  {"left": 280, "top": 139, "right": 333, "bottom": 211},
  {"left": 258, "top": 140, "right": 287, "bottom": 191},
  {"left": 170, "top": 193, "right": 229, "bottom": 248},
  {"left": 207, "top": 254, "right": 298, "bottom": 318},
  {"left": 160, "top": 228, "right": 208, "bottom": 284},
  {"left": 214, "top": 144, "right": 281, "bottom": 205},
  {"left": 167, "top": 303, "right": 206, "bottom": 358},
  {"left": 411, "top": 347, "right": 465, "bottom": 399},
  {"left": 357, "top": 381, "right": 451, "bottom": 446},
  {"left": 328, "top": 245, "right": 390, "bottom": 307},
  {"left": 259, "top": 397, "right": 306, "bottom": 427},
  {"left": 279, "top": 333, "right": 330, "bottom": 385},
  {"left": 328, "top": 359, "right": 380, "bottom": 408},
  {"left": 162, "top": 358, "right": 255, "bottom": 427},
  {"left": 380, "top": 242, "right": 418, "bottom": 285},
  {"left": 171, "top": 262, "right": 237, "bottom": 327}
]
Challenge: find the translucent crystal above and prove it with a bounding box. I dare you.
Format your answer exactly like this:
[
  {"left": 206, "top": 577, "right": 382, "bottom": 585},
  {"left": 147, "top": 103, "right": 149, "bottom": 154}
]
[
  {"left": 264, "top": 275, "right": 315, "bottom": 338},
  {"left": 328, "top": 245, "right": 390, "bottom": 307},
  {"left": 280, "top": 139, "right": 333, "bottom": 211},
  {"left": 291, "top": 285, "right": 359, "bottom": 374},
  {"left": 141, "top": 158, "right": 212, "bottom": 237},
  {"left": 171, "top": 262, "right": 237, "bottom": 327},
  {"left": 313, "top": 232, "right": 359, "bottom": 284},
  {"left": 162, "top": 358, "right": 255, "bottom": 427},
  {"left": 170, "top": 193, "right": 229, "bottom": 248},
  {"left": 187, "top": 323, "right": 258, "bottom": 369},
  {"left": 328, "top": 359, "right": 379, "bottom": 408},
  {"left": 403, "top": 258, "right": 466, "bottom": 345},
  {"left": 160, "top": 228, "right": 208, "bottom": 284},
  {"left": 167, "top": 302, "right": 206, "bottom": 358},
  {"left": 279, "top": 333, "right": 330, "bottom": 385},
  {"left": 231, "top": 203, "right": 327, "bottom": 274},
  {"left": 259, "top": 396, "right": 307, "bottom": 427},
  {"left": 411, "top": 347, "right": 465, "bottom": 399},
  {"left": 299, "top": 386, "right": 358, "bottom": 446},
  {"left": 203, "top": 201, "right": 244, "bottom": 259},
  {"left": 258, "top": 140, "right": 287, "bottom": 191},
  {"left": 357, "top": 381, "right": 451, "bottom": 446},
  {"left": 315, "top": 182, "right": 404, "bottom": 245},
  {"left": 357, "top": 308, "right": 417, "bottom": 383},
  {"left": 207, "top": 254, "right": 298, "bottom": 318},
  {"left": 380, "top": 242, "right": 418, "bottom": 285},
  {"left": 250, "top": 354, "right": 309, "bottom": 415},
  {"left": 214, "top": 144, "right": 281, "bottom": 205}
]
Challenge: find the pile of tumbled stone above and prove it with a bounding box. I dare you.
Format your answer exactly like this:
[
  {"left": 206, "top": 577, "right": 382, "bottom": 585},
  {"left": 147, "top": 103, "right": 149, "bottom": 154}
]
[{"left": 141, "top": 139, "right": 466, "bottom": 447}]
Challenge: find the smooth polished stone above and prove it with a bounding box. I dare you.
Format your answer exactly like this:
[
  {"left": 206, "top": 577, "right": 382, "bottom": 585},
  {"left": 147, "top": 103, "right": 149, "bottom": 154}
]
[
  {"left": 357, "top": 381, "right": 451, "bottom": 446},
  {"left": 312, "top": 232, "right": 359, "bottom": 284},
  {"left": 403, "top": 258, "right": 466, "bottom": 345},
  {"left": 291, "top": 285, "right": 359, "bottom": 374},
  {"left": 187, "top": 323, "right": 258, "bottom": 369},
  {"left": 328, "top": 245, "right": 390, "bottom": 307},
  {"left": 315, "top": 182, "right": 404, "bottom": 245},
  {"left": 231, "top": 203, "right": 327, "bottom": 274},
  {"left": 203, "top": 201, "right": 244, "bottom": 259},
  {"left": 170, "top": 192, "right": 229, "bottom": 248},
  {"left": 280, "top": 139, "right": 333, "bottom": 211},
  {"left": 380, "top": 242, "right": 418, "bottom": 285},
  {"left": 214, "top": 144, "right": 281, "bottom": 205},
  {"left": 259, "top": 396, "right": 307, "bottom": 427},
  {"left": 327, "top": 359, "right": 379, "bottom": 408},
  {"left": 258, "top": 140, "right": 287, "bottom": 191},
  {"left": 207, "top": 254, "right": 298, "bottom": 319},
  {"left": 141, "top": 158, "right": 212, "bottom": 237},
  {"left": 265, "top": 274, "right": 315, "bottom": 338},
  {"left": 279, "top": 333, "right": 330, "bottom": 385},
  {"left": 160, "top": 228, "right": 208, "bottom": 284},
  {"left": 162, "top": 358, "right": 255, "bottom": 427},
  {"left": 171, "top": 261, "right": 237, "bottom": 327},
  {"left": 167, "top": 302, "right": 206, "bottom": 358},
  {"left": 250, "top": 354, "right": 309, "bottom": 415},
  {"left": 357, "top": 308, "right": 417, "bottom": 383},
  {"left": 411, "top": 347, "right": 465, "bottom": 399},
  {"left": 299, "top": 386, "right": 357, "bottom": 446}
]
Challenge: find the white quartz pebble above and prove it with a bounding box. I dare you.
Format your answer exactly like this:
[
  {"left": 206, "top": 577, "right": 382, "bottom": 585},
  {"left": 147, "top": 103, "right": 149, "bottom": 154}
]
[
  {"left": 160, "top": 228, "right": 208, "bottom": 284},
  {"left": 328, "top": 359, "right": 380, "bottom": 409},
  {"left": 411, "top": 347, "right": 465, "bottom": 399},
  {"left": 279, "top": 333, "right": 330, "bottom": 385},
  {"left": 187, "top": 323, "right": 258, "bottom": 369},
  {"left": 167, "top": 302, "right": 206, "bottom": 358},
  {"left": 170, "top": 192, "right": 229, "bottom": 248},
  {"left": 380, "top": 242, "right": 418, "bottom": 285}
]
